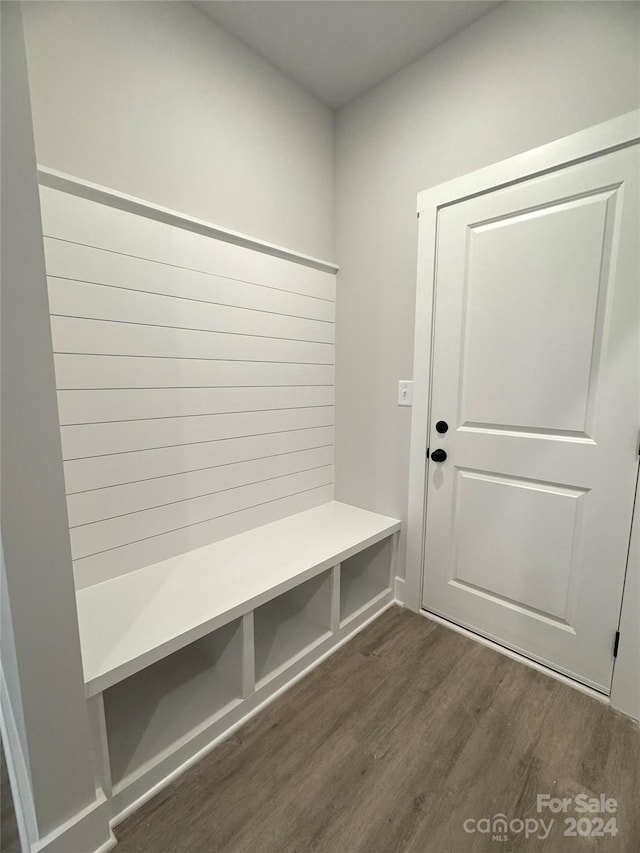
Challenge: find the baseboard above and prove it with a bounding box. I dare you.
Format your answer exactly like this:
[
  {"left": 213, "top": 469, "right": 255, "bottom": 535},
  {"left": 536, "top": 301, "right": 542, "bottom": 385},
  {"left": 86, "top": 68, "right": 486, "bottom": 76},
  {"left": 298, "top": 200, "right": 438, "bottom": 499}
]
[
  {"left": 31, "top": 794, "right": 115, "bottom": 853},
  {"left": 1, "top": 667, "right": 115, "bottom": 853},
  {"left": 394, "top": 576, "right": 406, "bottom": 605}
]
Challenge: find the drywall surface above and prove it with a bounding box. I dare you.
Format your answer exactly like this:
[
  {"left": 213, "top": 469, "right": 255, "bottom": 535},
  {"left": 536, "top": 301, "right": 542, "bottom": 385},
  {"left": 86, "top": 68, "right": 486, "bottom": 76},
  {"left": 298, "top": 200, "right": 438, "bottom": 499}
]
[
  {"left": 334, "top": 0, "right": 640, "bottom": 578},
  {"left": 1, "top": 2, "right": 107, "bottom": 844},
  {"left": 22, "top": 1, "right": 334, "bottom": 260}
]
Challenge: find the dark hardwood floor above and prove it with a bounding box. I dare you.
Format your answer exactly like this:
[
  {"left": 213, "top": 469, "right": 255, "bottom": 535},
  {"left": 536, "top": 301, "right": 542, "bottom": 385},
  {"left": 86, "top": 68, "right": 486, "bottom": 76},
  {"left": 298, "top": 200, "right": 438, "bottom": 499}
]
[{"left": 114, "top": 606, "right": 640, "bottom": 852}]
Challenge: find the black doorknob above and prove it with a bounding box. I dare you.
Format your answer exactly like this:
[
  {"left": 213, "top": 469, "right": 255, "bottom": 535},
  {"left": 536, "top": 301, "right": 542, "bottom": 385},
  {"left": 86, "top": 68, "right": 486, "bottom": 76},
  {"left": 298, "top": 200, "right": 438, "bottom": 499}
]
[
  {"left": 430, "top": 449, "right": 447, "bottom": 463},
  {"left": 435, "top": 420, "right": 449, "bottom": 434}
]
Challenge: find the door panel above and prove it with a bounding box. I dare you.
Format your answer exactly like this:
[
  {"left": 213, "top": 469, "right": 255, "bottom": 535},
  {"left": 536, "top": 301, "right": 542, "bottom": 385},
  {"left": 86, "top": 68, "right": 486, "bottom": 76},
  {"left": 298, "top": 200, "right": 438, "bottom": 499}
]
[
  {"left": 452, "top": 469, "right": 584, "bottom": 624},
  {"left": 460, "top": 191, "right": 612, "bottom": 435},
  {"left": 422, "top": 145, "right": 639, "bottom": 692}
]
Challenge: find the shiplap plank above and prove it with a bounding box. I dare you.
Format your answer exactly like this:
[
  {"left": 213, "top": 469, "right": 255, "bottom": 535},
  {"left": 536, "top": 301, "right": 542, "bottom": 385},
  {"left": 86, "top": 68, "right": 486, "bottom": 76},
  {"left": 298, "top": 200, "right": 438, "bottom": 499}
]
[
  {"left": 53, "top": 354, "right": 334, "bottom": 390},
  {"left": 39, "top": 188, "right": 336, "bottom": 301},
  {"left": 41, "top": 183, "right": 338, "bottom": 588},
  {"left": 51, "top": 317, "right": 334, "bottom": 364},
  {"left": 57, "top": 386, "right": 334, "bottom": 425},
  {"left": 73, "top": 486, "right": 334, "bottom": 589},
  {"left": 63, "top": 426, "right": 334, "bottom": 493},
  {"left": 48, "top": 278, "right": 334, "bottom": 344},
  {"left": 70, "top": 467, "right": 333, "bottom": 559},
  {"left": 61, "top": 407, "right": 335, "bottom": 459},
  {"left": 67, "top": 446, "right": 334, "bottom": 526},
  {"left": 44, "top": 238, "right": 335, "bottom": 322}
]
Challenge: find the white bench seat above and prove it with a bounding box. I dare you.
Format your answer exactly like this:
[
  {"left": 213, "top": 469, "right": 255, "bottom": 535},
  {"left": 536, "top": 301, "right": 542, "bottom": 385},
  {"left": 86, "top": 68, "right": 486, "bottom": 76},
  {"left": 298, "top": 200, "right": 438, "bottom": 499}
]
[{"left": 76, "top": 501, "right": 400, "bottom": 697}]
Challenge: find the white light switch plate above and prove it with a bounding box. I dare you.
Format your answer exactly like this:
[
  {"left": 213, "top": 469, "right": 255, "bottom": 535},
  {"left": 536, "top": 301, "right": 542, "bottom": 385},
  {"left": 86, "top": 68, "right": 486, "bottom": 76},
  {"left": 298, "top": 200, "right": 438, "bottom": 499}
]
[{"left": 398, "top": 380, "right": 413, "bottom": 406}]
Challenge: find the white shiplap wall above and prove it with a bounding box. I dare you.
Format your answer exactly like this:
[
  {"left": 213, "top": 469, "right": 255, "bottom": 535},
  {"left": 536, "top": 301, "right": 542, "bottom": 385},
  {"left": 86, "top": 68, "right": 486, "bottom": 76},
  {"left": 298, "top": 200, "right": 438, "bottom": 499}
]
[{"left": 39, "top": 183, "right": 337, "bottom": 589}]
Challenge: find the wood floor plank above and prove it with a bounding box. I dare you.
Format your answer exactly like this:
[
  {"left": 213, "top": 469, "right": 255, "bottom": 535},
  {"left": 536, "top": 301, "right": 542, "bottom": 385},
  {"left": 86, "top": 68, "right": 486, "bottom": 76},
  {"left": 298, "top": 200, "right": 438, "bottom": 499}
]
[{"left": 114, "top": 607, "right": 640, "bottom": 852}]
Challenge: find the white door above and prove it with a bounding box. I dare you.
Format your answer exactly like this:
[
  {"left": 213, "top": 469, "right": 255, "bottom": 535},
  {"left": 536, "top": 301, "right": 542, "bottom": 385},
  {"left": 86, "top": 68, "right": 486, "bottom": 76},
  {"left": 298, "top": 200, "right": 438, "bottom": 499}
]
[{"left": 422, "top": 144, "right": 639, "bottom": 693}]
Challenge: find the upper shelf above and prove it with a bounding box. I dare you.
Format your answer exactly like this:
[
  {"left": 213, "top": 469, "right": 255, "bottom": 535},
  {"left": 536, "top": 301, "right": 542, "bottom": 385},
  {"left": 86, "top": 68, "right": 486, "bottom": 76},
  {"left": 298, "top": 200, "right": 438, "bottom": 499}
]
[{"left": 76, "top": 500, "right": 400, "bottom": 696}]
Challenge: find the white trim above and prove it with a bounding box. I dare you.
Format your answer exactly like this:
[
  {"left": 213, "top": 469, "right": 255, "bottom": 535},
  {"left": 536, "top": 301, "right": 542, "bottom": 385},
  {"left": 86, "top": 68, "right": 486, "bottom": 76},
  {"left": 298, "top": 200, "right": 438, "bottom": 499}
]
[
  {"left": 91, "top": 835, "right": 119, "bottom": 853},
  {"left": 610, "top": 468, "right": 640, "bottom": 722},
  {"left": 0, "top": 668, "right": 35, "bottom": 853},
  {"left": 330, "top": 564, "right": 341, "bottom": 633},
  {"left": 30, "top": 793, "right": 115, "bottom": 853},
  {"left": 421, "top": 610, "right": 610, "bottom": 706},
  {"left": 1, "top": 666, "right": 115, "bottom": 853},
  {"left": 406, "top": 110, "right": 640, "bottom": 719},
  {"left": 86, "top": 695, "right": 112, "bottom": 798},
  {"left": 405, "top": 205, "right": 438, "bottom": 613},
  {"left": 416, "top": 110, "right": 640, "bottom": 213},
  {"left": 36, "top": 166, "right": 340, "bottom": 275},
  {"left": 394, "top": 575, "right": 406, "bottom": 606}
]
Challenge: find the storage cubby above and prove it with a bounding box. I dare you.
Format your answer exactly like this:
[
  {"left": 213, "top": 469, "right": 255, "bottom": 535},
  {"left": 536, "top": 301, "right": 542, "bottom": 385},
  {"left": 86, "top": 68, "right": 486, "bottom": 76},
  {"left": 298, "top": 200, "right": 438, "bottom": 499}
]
[
  {"left": 254, "top": 571, "right": 333, "bottom": 685},
  {"left": 104, "top": 618, "right": 243, "bottom": 785},
  {"left": 340, "top": 537, "right": 392, "bottom": 624},
  {"left": 75, "top": 503, "right": 399, "bottom": 816}
]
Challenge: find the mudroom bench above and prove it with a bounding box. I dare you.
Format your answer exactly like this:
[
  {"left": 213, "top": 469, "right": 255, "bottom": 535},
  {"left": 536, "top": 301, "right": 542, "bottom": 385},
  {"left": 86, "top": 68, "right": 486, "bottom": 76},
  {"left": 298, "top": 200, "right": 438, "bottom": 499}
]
[{"left": 76, "top": 500, "right": 400, "bottom": 819}]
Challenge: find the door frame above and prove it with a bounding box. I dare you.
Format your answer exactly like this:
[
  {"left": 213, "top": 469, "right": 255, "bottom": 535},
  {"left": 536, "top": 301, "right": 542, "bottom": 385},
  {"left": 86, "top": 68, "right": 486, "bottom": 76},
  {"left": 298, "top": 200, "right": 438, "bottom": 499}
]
[{"left": 405, "top": 109, "right": 640, "bottom": 719}]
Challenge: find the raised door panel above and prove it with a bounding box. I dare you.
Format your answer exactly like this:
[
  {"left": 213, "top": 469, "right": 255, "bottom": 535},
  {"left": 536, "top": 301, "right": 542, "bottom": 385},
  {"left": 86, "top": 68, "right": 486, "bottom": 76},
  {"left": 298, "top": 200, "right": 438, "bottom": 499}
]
[
  {"left": 460, "top": 192, "right": 614, "bottom": 435},
  {"left": 452, "top": 469, "right": 585, "bottom": 625}
]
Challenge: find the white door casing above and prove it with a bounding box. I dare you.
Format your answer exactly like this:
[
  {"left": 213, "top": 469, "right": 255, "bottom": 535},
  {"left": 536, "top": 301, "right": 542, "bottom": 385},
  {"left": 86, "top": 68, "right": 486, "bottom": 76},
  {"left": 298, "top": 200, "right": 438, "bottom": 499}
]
[{"left": 406, "top": 112, "right": 640, "bottom": 703}]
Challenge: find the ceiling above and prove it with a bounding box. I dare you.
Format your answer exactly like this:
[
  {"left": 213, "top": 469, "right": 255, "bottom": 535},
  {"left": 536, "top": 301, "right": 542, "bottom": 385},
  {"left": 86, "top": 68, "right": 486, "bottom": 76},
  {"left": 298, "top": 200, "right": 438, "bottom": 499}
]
[{"left": 194, "top": 1, "right": 503, "bottom": 109}]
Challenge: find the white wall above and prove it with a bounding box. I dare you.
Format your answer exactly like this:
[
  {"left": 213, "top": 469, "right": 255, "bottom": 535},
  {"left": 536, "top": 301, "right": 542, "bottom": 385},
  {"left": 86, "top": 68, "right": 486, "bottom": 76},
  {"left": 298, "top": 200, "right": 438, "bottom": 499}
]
[
  {"left": 22, "top": 0, "right": 334, "bottom": 260},
  {"left": 334, "top": 0, "right": 640, "bottom": 578},
  {"left": 1, "top": 5, "right": 110, "bottom": 849}
]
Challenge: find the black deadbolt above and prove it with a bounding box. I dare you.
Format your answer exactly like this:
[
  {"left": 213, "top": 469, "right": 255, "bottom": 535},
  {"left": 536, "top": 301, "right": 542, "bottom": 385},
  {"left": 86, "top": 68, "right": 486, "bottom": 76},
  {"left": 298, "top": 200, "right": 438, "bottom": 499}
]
[
  {"left": 430, "top": 449, "right": 447, "bottom": 463},
  {"left": 435, "top": 420, "right": 449, "bottom": 434}
]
